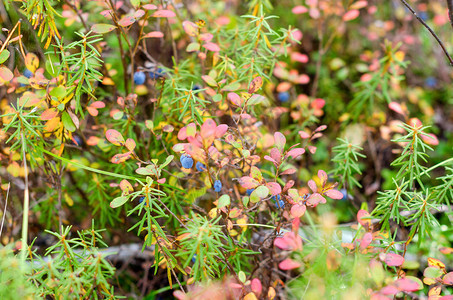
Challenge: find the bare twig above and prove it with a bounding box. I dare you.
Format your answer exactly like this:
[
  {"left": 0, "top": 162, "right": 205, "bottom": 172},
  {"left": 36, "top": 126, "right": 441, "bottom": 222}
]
[{"left": 400, "top": 0, "right": 453, "bottom": 66}]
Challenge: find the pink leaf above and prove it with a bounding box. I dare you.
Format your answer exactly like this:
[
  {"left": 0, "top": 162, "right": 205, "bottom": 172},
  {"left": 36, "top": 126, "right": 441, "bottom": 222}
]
[
  {"left": 152, "top": 9, "right": 176, "bottom": 18},
  {"left": 270, "top": 148, "right": 282, "bottom": 165},
  {"left": 318, "top": 170, "right": 328, "bottom": 185},
  {"left": 307, "top": 180, "right": 317, "bottom": 193},
  {"left": 125, "top": 138, "right": 136, "bottom": 151},
  {"left": 143, "top": 31, "right": 164, "bottom": 38},
  {"left": 385, "top": 253, "right": 405, "bottom": 267},
  {"left": 279, "top": 258, "right": 301, "bottom": 270},
  {"left": 227, "top": 92, "right": 241, "bottom": 106},
  {"left": 443, "top": 272, "right": 453, "bottom": 285},
  {"left": 388, "top": 101, "right": 405, "bottom": 116},
  {"left": 359, "top": 232, "right": 373, "bottom": 250},
  {"left": 266, "top": 182, "right": 282, "bottom": 196},
  {"left": 306, "top": 193, "right": 326, "bottom": 207},
  {"left": 106, "top": 129, "right": 125, "bottom": 146},
  {"left": 143, "top": 4, "right": 157, "bottom": 10},
  {"left": 177, "top": 127, "right": 187, "bottom": 140},
  {"left": 291, "top": 203, "right": 306, "bottom": 218},
  {"left": 350, "top": 1, "right": 368, "bottom": 10},
  {"left": 343, "top": 9, "right": 360, "bottom": 21},
  {"left": 238, "top": 176, "right": 260, "bottom": 189},
  {"left": 357, "top": 210, "right": 372, "bottom": 227},
  {"left": 307, "top": 145, "right": 317, "bottom": 154},
  {"left": 292, "top": 5, "right": 308, "bottom": 14},
  {"left": 118, "top": 15, "right": 136, "bottom": 27},
  {"left": 90, "top": 101, "right": 105, "bottom": 109},
  {"left": 421, "top": 133, "right": 439, "bottom": 146},
  {"left": 394, "top": 277, "right": 422, "bottom": 292},
  {"left": 274, "top": 132, "right": 286, "bottom": 151},
  {"left": 200, "top": 119, "right": 217, "bottom": 140},
  {"left": 119, "top": 179, "right": 133, "bottom": 194},
  {"left": 299, "top": 131, "right": 310, "bottom": 139},
  {"left": 203, "top": 42, "right": 220, "bottom": 52},
  {"left": 291, "top": 52, "right": 309, "bottom": 63},
  {"left": 251, "top": 278, "right": 262, "bottom": 296},
  {"left": 215, "top": 124, "right": 228, "bottom": 138},
  {"left": 264, "top": 155, "right": 277, "bottom": 164},
  {"left": 111, "top": 151, "right": 132, "bottom": 164},
  {"left": 281, "top": 168, "right": 297, "bottom": 175},
  {"left": 285, "top": 148, "right": 305, "bottom": 160},
  {"left": 182, "top": 21, "right": 198, "bottom": 36},
  {"left": 324, "top": 189, "right": 343, "bottom": 200},
  {"left": 200, "top": 33, "right": 213, "bottom": 42}
]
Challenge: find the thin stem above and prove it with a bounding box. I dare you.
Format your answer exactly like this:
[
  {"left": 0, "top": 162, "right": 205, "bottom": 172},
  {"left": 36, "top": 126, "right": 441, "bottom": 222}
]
[
  {"left": 446, "top": 0, "right": 453, "bottom": 30},
  {"left": 400, "top": 0, "right": 453, "bottom": 66},
  {"left": 21, "top": 133, "right": 30, "bottom": 262},
  {"left": 0, "top": 183, "right": 10, "bottom": 239}
]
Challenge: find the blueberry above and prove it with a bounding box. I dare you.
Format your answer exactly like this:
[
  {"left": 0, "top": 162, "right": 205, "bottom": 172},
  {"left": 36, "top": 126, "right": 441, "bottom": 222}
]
[
  {"left": 214, "top": 180, "right": 222, "bottom": 192},
  {"left": 196, "top": 162, "right": 206, "bottom": 172},
  {"left": 278, "top": 92, "right": 290, "bottom": 102},
  {"left": 425, "top": 76, "right": 437, "bottom": 88},
  {"left": 340, "top": 189, "right": 348, "bottom": 201},
  {"left": 272, "top": 195, "right": 285, "bottom": 209},
  {"left": 134, "top": 71, "right": 146, "bottom": 85},
  {"left": 149, "top": 68, "right": 164, "bottom": 80},
  {"left": 192, "top": 84, "right": 201, "bottom": 90},
  {"left": 191, "top": 254, "right": 197, "bottom": 263},
  {"left": 246, "top": 189, "right": 254, "bottom": 196},
  {"left": 138, "top": 196, "right": 145, "bottom": 203},
  {"left": 180, "top": 154, "right": 194, "bottom": 169},
  {"left": 23, "top": 69, "right": 33, "bottom": 78}
]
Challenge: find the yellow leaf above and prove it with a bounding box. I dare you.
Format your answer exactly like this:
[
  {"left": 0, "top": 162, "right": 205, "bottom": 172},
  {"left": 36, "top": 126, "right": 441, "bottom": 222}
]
[{"left": 244, "top": 293, "right": 258, "bottom": 300}]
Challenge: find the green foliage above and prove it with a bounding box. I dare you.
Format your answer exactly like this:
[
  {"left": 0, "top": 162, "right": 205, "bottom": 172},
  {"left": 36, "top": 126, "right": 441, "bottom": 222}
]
[{"left": 332, "top": 138, "right": 365, "bottom": 190}]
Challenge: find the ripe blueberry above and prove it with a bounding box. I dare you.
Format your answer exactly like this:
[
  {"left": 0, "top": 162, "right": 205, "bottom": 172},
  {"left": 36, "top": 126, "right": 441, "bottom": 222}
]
[
  {"left": 23, "top": 69, "right": 33, "bottom": 78},
  {"left": 278, "top": 92, "right": 290, "bottom": 102},
  {"left": 196, "top": 162, "right": 206, "bottom": 172},
  {"left": 214, "top": 180, "right": 222, "bottom": 192},
  {"left": 273, "top": 195, "right": 285, "bottom": 208},
  {"left": 134, "top": 71, "right": 146, "bottom": 85},
  {"left": 180, "top": 154, "right": 194, "bottom": 169},
  {"left": 246, "top": 189, "right": 254, "bottom": 196}
]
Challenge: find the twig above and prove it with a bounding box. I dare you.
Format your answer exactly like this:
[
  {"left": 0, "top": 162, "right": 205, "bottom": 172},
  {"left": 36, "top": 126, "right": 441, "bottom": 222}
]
[
  {"left": 400, "top": 0, "right": 453, "bottom": 66},
  {"left": 0, "top": 183, "right": 10, "bottom": 239},
  {"left": 21, "top": 133, "right": 30, "bottom": 262}
]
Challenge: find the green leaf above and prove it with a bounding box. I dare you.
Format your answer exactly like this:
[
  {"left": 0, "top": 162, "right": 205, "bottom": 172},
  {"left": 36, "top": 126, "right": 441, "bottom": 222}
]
[
  {"left": 238, "top": 271, "right": 246, "bottom": 283},
  {"left": 0, "top": 50, "right": 10, "bottom": 64},
  {"left": 110, "top": 196, "right": 129, "bottom": 208},
  {"left": 130, "top": 0, "right": 140, "bottom": 7},
  {"left": 61, "top": 111, "right": 76, "bottom": 132},
  {"left": 91, "top": 23, "right": 117, "bottom": 34},
  {"left": 136, "top": 167, "right": 153, "bottom": 175},
  {"left": 186, "top": 42, "right": 200, "bottom": 52},
  {"left": 250, "top": 185, "right": 269, "bottom": 203},
  {"left": 217, "top": 194, "right": 230, "bottom": 208}
]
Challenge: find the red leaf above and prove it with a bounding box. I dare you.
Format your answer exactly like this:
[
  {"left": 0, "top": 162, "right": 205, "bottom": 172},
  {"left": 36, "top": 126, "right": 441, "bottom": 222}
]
[
  {"left": 106, "top": 129, "right": 125, "bottom": 146},
  {"left": 279, "top": 258, "right": 301, "bottom": 270},
  {"left": 227, "top": 92, "right": 241, "bottom": 106},
  {"left": 388, "top": 101, "right": 405, "bottom": 116},
  {"left": 200, "top": 119, "right": 217, "bottom": 140},
  {"left": 394, "top": 277, "right": 423, "bottom": 292},
  {"left": 385, "top": 253, "right": 405, "bottom": 267},
  {"left": 266, "top": 182, "right": 282, "bottom": 196},
  {"left": 270, "top": 148, "right": 282, "bottom": 165},
  {"left": 125, "top": 138, "right": 136, "bottom": 151},
  {"left": 324, "top": 189, "right": 343, "bottom": 200},
  {"left": 143, "top": 31, "right": 164, "bottom": 38},
  {"left": 251, "top": 278, "right": 262, "bottom": 296}
]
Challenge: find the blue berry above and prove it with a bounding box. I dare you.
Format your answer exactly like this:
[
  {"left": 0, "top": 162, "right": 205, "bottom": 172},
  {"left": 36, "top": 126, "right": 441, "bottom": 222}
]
[
  {"left": 246, "top": 189, "right": 254, "bottom": 196},
  {"left": 273, "top": 195, "right": 285, "bottom": 209},
  {"left": 180, "top": 154, "right": 194, "bottom": 169},
  {"left": 134, "top": 71, "right": 146, "bottom": 85},
  {"left": 23, "top": 69, "right": 33, "bottom": 78},
  {"left": 138, "top": 196, "right": 145, "bottom": 203},
  {"left": 191, "top": 254, "right": 197, "bottom": 263},
  {"left": 192, "top": 84, "right": 202, "bottom": 91},
  {"left": 149, "top": 68, "right": 164, "bottom": 80},
  {"left": 425, "top": 77, "right": 437, "bottom": 88},
  {"left": 214, "top": 180, "right": 222, "bottom": 192},
  {"left": 196, "top": 162, "right": 206, "bottom": 172},
  {"left": 278, "top": 92, "right": 290, "bottom": 102},
  {"left": 340, "top": 189, "right": 348, "bottom": 201}
]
